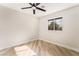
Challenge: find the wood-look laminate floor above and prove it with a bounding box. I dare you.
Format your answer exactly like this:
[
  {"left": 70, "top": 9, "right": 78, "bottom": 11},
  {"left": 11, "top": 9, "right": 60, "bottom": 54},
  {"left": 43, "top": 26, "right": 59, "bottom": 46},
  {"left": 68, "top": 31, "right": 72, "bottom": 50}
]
[{"left": 0, "top": 40, "right": 79, "bottom": 56}]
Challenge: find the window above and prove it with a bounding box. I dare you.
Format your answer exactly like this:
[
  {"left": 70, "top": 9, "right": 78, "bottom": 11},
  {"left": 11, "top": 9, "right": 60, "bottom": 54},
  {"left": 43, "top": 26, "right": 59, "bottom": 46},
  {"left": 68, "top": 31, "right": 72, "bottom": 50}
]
[{"left": 48, "top": 17, "right": 62, "bottom": 31}]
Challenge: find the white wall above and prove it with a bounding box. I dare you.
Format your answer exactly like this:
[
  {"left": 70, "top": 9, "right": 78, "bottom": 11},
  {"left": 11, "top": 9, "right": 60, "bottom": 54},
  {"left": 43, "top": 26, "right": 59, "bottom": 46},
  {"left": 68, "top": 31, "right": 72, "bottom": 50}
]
[
  {"left": 0, "top": 5, "right": 39, "bottom": 50},
  {"left": 39, "top": 5, "right": 79, "bottom": 51}
]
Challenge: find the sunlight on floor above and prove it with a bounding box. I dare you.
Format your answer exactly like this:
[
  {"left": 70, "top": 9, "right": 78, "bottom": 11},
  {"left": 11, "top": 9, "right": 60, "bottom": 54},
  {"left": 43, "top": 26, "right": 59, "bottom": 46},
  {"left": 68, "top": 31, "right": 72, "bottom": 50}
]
[{"left": 14, "top": 45, "right": 37, "bottom": 56}]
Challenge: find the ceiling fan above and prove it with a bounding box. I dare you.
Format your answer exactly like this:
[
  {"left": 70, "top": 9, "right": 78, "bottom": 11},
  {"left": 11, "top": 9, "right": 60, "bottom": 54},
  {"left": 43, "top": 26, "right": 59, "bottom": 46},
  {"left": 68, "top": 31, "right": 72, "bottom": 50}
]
[{"left": 21, "top": 3, "right": 46, "bottom": 14}]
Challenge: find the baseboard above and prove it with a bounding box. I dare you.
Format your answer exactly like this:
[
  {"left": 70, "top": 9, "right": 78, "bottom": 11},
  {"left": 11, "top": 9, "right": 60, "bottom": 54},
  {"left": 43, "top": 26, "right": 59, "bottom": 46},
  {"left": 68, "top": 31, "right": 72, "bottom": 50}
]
[
  {"left": 39, "top": 39, "right": 79, "bottom": 52},
  {"left": 0, "top": 38, "right": 38, "bottom": 51},
  {"left": 1, "top": 38, "right": 79, "bottom": 53}
]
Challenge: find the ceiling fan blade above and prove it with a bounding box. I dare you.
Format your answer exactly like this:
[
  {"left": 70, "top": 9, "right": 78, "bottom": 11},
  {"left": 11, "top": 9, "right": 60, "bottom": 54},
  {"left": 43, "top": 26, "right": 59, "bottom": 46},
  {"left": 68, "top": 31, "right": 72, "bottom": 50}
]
[
  {"left": 36, "top": 3, "right": 40, "bottom": 6},
  {"left": 33, "top": 9, "right": 35, "bottom": 14},
  {"left": 29, "top": 3, "right": 33, "bottom": 6},
  {"left": 36, "top": 7, "right": 46, "bottom": 12},
  {"left": 29, "top": 3, "right": 35, "bottom": 7},
  {"left": 21, "top": 7, "right": 32, "bottom": 9}
]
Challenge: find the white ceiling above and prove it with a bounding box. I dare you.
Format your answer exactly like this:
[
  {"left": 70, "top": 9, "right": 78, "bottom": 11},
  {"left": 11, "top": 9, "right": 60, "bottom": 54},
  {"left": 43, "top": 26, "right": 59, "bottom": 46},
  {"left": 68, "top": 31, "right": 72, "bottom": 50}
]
[{"left": 0, "top": 3, "right": 78, "bottom": 17}]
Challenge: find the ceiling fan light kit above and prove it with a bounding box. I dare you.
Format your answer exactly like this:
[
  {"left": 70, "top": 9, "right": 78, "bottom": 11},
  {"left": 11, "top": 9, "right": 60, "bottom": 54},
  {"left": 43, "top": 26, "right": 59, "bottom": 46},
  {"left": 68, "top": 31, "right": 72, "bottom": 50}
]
[{"left": 21, "top": 3, "right": 46, "bottom": 14}]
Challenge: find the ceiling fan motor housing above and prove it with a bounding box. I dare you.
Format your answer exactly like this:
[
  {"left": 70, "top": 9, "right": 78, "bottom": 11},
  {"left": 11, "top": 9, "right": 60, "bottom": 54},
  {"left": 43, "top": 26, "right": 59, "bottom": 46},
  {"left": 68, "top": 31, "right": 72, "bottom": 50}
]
[{"left": 21, "top": 3, "right": 46, "bottom": 14}]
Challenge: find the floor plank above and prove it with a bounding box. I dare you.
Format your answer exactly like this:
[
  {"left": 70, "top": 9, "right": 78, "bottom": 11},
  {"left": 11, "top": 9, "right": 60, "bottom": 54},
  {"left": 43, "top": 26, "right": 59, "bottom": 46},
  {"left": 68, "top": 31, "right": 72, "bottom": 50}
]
[{"left": 0, "top": 40, "right": 79, "bottom": 56}]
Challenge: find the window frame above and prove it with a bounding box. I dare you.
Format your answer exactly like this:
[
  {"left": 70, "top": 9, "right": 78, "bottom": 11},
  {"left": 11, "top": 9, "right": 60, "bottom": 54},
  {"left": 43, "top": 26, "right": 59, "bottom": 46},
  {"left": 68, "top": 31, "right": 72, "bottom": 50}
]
[{"left": 48, "top": 17, "right": 63, "bottom": 31}]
